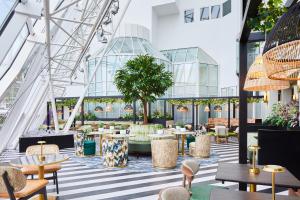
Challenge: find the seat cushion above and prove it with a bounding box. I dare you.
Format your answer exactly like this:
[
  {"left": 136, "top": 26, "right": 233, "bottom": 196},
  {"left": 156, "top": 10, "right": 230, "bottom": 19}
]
[
  {"left": 160, "top": 186, "right": 190, "bottom": 200},
  {"left": 0, "top": 179, "right": 48, "bottom": 198},
  {"left": 21, "top": 164, "right": 61, "bottom": 175}
]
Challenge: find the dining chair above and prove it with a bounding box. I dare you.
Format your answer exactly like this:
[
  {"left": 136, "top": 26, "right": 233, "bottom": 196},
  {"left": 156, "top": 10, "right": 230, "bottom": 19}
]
[
  {"left": 215, "top": 126, "right": 229, "bottom": 143},
  {"left": 181, "top": 160, "right": 200, "bottom": 190},
  {"left": 21, "top": 144, "right": 61, "bottom": 194},
  {"left": 0, "top": 166, "right": 48, "bottom": 200}
]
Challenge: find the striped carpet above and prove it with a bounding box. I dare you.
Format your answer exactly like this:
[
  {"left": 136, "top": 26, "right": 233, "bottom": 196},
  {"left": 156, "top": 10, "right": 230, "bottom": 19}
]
[{"left": 0, "top": 143, "right": 288, "bottom": 199}]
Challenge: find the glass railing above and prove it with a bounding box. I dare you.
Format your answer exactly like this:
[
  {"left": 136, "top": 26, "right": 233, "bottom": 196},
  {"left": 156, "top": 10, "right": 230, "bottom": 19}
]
[{"left": 0, "top": 0, "right": 18, "bottom": 31}]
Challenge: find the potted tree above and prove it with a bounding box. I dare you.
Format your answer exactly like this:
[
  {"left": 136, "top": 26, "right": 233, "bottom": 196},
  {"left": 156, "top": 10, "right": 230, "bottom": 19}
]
[{"left": 114, "top": 55, "right": 173, "bottom": 124}]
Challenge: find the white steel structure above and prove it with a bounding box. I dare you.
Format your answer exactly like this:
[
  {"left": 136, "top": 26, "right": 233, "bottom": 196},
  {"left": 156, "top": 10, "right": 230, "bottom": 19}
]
[{"left": 0, "top": 0, "right": 130, "bottom": 152}]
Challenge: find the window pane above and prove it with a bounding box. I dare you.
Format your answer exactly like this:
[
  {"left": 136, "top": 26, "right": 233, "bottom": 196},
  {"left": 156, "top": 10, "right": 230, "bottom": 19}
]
[
  {"left": 200, "top": 7, "right": 209, "bottom": 21},
  {"left": 0, "top": 0, "right": 17, "bottom": 28},
  {"left": 184, "top": 9, "right": 194, "bottom": 23},
  {"left": 0, "top": 24, "right": 29, "bottom": 79},
  {"left": 211, "top": 5, "right": 220, "bottom": 19},
  {"left": 223, "top": 0, "right": 231, "bottom": 16}
]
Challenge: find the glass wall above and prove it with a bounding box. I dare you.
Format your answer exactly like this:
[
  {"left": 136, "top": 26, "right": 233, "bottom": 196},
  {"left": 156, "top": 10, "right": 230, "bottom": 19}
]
[
  {"left": 86, "top": 36, "right": 171, "bottom": 116},
  {"left": 162, "top": 47, "right": 219, "bottom": 98}
]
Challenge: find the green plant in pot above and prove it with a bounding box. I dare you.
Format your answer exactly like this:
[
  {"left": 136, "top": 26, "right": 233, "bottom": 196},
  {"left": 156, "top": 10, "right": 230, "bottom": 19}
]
[
  {"left": 155, "top": 124, "right": 164, "bottom": 134},
  {"left": 263, "top": 102, "right": 299, "bottom": 128},
  {"left": 175, "top": 122, "right": 184, "bottom": 130},
  {"left": 114, "top": 55, "right": 173, "bottom": 124},
  {"left": 98, "top": 122, "right": 104, "bottom": 132}
]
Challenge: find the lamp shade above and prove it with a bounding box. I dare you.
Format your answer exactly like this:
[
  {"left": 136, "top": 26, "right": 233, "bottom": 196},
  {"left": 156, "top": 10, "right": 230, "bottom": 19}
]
[
  {"left": 204, "top": 105, "right": 210, "bottom": 112},
  {"left": 105, "top": 104, "right": 112, "bottom": 112},
  {"left": 177, "top": 105, "right": 188, "bottom": 112},
  {"left": 244, "top": 56, "right": 290, "bottom": 91},
  {"left": 124, "top": 104, "right": 133, "bottom": 112},
  {"left": 214, "top": 105, "right": 222, "bottom": 112},
  {"left": 94, "top": 106, "right": 103, "bottom": 112},
  {"left": 263, "top": 2, "right": 300, "bottom": 80}
]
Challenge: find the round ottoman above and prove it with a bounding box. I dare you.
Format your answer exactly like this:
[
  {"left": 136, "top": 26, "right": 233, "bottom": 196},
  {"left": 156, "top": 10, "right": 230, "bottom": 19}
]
[
  {"left": 102, "top": 138, "right": 128, "bottom": 167},
  {"left": 151, "top": 139, "right": 178, "bottom": 168}
]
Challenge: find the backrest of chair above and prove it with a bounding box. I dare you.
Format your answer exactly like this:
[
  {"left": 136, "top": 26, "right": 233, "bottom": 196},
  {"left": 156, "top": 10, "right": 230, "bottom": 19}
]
[
  {"left": 0, "top": 166, "right": 26, "bottom": 193},
  {"left": 26, "top": 144, "right": 59, "bottom": 156},
  {"left": 215, "top": 126, "right": 227, "bottom": 135},
  {"left": 181, "top": 160, "right": 199, "bottom": 177}
]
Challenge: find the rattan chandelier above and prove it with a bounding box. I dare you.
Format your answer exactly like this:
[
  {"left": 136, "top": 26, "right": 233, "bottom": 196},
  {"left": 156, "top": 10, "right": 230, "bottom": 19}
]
[
  {"left": 244, "top": 56, "right": 290, "bottom": 91},
  {"left": 263, "top": 2, "right": 300, "bottom": 80}
]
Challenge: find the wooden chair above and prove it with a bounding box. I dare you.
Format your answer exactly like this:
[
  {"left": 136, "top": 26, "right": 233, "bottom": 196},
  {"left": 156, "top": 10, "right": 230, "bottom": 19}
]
[
  {"left": 21, "top": 144, "right": 61, "bottom": 194},
  {"left": 215, "top": 126, "right": 229, "bottom": 144},
  {"left": 0, "top": 166, "right": 48, "bottom": 200},
  {"left": 181, "top": 160, "right": 200, "bottom": 191}
]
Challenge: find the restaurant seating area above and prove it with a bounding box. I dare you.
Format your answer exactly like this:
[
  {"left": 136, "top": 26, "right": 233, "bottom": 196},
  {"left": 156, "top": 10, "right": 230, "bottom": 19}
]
[{"left": 1, "top": 0, "right": 300, "bottom": 199}]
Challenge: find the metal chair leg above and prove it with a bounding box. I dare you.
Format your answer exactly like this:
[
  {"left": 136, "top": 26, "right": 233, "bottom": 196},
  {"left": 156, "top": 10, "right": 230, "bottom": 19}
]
[
  {"left": 55, "top": 172, "right": 59, "bottom": 194},
  {"left": 43, "top": 187, "right": 48, "bottom": 199}
]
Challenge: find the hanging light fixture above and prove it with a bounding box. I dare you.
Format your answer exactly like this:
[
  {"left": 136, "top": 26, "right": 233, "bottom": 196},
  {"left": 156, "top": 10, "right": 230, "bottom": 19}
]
[
  {"left": 105, "top": 104, "right": 113, "bottom": 112},
  {"left": 103, "top": 14, "right": 112, "bottom": 25},
  {"left": 124, "top": 104, "right": 133, "bottom": 112},
  {"left": 263, "top": 91, "right": 270, "bottom": 103},
  {"left": 244, "top": 56, "right": 290, "bottom": 91},
  {"left": 292, "top": 85, "right": 299, "bottom": 101},
  {"left": 214, "top": 105, "right": 222, "bottom": 112},
  {"left": 204, "top": 105, "right": 210, "bottom": 112},
  {"left": 94, "top": 106, "right": 104, "bottom": 112},
  {"left": 110, "top": 0, "right": 119, "bottom": 15},
  {"left": 263, "top": 2, "right": 300, "bottom": 80},
  {"left": 177, "top": 105, "right": 188, "bottom": 112}
]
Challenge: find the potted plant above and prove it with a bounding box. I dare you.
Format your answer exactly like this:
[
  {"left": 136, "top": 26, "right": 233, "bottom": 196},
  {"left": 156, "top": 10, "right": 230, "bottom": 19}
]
[
  {"left": 156, "top": 124, "right": 164, "bottom": 134},
  {"left": 114, "top": 55, "right": 173, "bottom": 124},
  {"left": 98, "top": 122, "right": 104, "bottom": 132},
  {"left": 109, "top": 122, "right": 116, "bottom": 130},
  {"left": 175, "top": 122, "right": 184, "bottom": 130}
]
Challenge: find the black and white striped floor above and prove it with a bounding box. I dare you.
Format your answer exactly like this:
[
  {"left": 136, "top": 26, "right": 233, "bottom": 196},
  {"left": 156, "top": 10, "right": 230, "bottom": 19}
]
[{"left": 0, "top": 143, "right": 288, "bottom": 200}]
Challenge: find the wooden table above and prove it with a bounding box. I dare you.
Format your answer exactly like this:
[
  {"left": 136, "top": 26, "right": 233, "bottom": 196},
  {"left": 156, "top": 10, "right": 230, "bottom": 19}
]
[
  {"left": 10, "top": 154, "right": 69, "bottom": 200},
  {"left": 210, "top": 188, "right": 300, "bottom": 200},
  {"left": 172, "top": 130, "right": 194, "bottom": 156},
  {"left": 215, "top": 163, "right": 300, "bottom": 192}
]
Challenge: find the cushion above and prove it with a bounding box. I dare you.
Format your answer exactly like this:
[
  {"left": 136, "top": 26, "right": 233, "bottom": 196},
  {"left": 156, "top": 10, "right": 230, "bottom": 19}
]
[
  {"left": 190, "top": 184, "right": 228, "bottom": 200},
  {"left": 160, "top": 186, "right": 190, "bottom": 200},
  {"left": 0, "top": 179, "right": 48, "bottom": 198},
  {"left": 21, "top": 164, "right": 61, "bottom": 175}
]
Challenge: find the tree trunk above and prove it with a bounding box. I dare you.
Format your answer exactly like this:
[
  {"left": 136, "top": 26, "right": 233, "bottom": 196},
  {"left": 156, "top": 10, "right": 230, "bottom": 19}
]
[{"left": 143, "top": 101, "right": 148, "bottom": 124}]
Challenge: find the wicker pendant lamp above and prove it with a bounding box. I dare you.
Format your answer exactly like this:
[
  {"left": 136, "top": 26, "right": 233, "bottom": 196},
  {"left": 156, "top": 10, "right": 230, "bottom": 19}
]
[
  {"left": 244, "top": 56, "right": 290, "bottom": 91},
  {"left": 263, "top": 2, "right": 300, "bottom": 80}
]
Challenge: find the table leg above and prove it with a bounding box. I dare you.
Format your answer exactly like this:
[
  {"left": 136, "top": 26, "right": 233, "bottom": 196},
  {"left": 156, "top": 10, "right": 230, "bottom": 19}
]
[
  {"left": 182, "top": 135, "right": 186, "bottom": 156},
  {"left": 249, "top": 183, "right": 256, "bottom": 192},
  {"left": 36, "top": 165, "right": 56, "bottom": 200},
  {"left": 100, "top": 135, "right": 103, "bottom": 156},
  {"left": 38, "top": 165, "right": 45, "bottom": 200}
]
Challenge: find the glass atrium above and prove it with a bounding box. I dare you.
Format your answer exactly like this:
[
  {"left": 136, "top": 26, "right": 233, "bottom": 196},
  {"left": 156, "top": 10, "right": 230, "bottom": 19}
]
[{"left": 0, "top": 0, "right": 299, "bottom": 200}]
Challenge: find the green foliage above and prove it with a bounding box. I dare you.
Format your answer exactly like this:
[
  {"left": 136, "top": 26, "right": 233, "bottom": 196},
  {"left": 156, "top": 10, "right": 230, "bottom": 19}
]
[
  {"left": 175, "top": 121, "right": 185, "bottom": 128},
  {"left": 84, "top": 112, "right": 97, "bottom": 121},
  {"left": 114, "top": 55, "right": 173, "bottom": 124},
  {"left": 263, "top": 102, "right": 299, "bottom": 128},
  {"left": 155, "top": 124, "right": 164, "bottom": 129},
  {"left": 247, "top": 0, "right": 287, "bottom": 33},
  {"left": 84, "top": 98, "right": 123, "bottom": 104},
  {"left": 168, "top": 97, "right": 261, "bottom": 106},
  {"left": 98, "top": 121, "right": 104, "bottom": 128}
]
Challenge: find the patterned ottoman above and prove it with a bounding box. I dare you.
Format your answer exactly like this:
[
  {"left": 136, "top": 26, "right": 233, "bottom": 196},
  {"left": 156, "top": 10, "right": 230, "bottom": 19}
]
[{"left": 102, "top": 137, "right": 128, "bottom": 167}]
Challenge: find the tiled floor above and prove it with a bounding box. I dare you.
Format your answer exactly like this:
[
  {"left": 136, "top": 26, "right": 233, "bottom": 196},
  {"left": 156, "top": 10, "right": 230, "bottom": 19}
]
[{"left": 0, "top": 142, "right": 286, "bottom": 200}]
